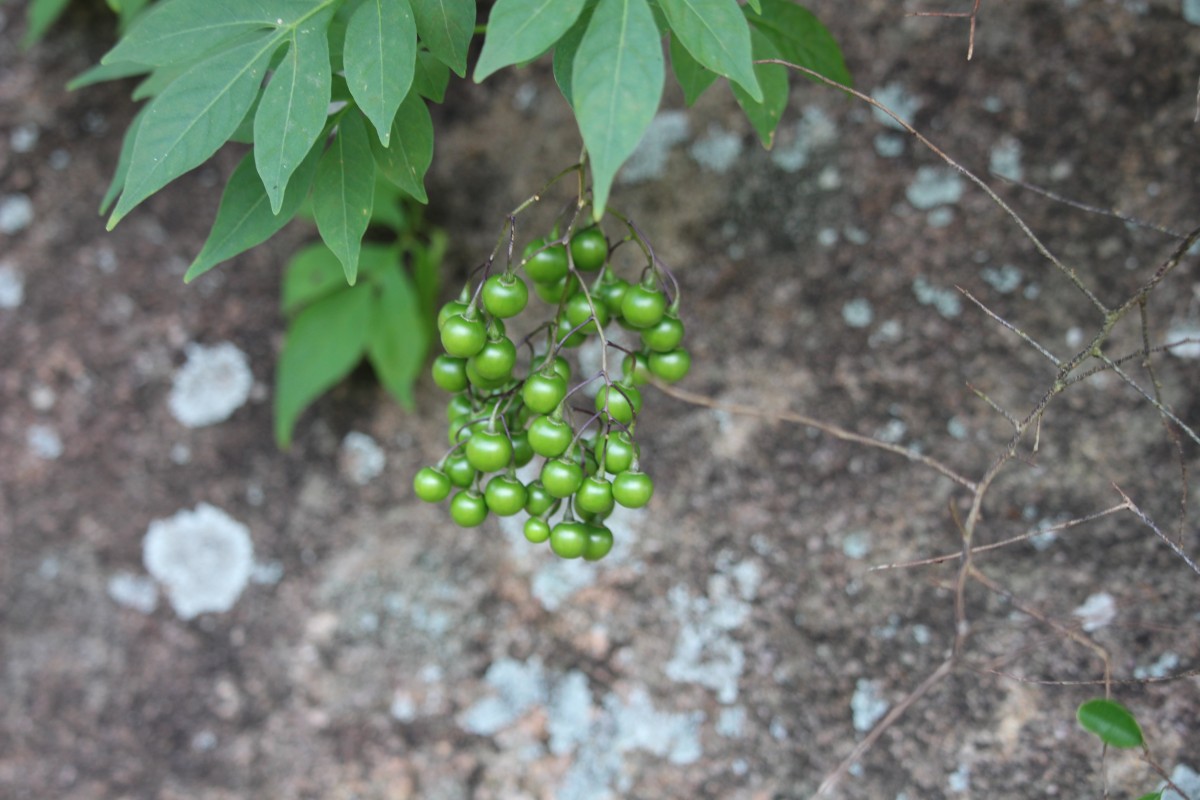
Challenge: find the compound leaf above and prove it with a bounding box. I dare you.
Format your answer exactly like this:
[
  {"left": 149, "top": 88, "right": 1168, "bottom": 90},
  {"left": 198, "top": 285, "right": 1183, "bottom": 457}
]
[
  {"left": 410, "top": 0, "right": 474, "bottom": 77},
  {"left": 732, "top": 27, "right": 787, "bottom": 148},
  {"left": 1076, "top": 699, "right": 1145, "bottom": 750},
  {"left": 313, "top": 110, "right": 376, "bottom": 284},
  {"left": 572, "top": 0, "right": 664, "bottom": 218},
  {"left": 369, "top": 92, "right": 433, "bottom": 203},
  {"left": 658, "top": 0, "right": 760, "bottom": 101},
  {"left": 103, "top": 0, "right": 318, "bottom": 67},
  {"left": 367, "top": 265, "right": 428, "bottom": 409},
  {"left": 108, "top": 31, "right": 277, "bottom": 229},
  {"left": 668, "top": 31, "right": 716, "bottom": 106},
  {"left": 274, "top": 283, "right": 374, "bottom": 448},
  {"left": 254, "top": 7, "right": 333, "bottom": 213},
  {"left": 344, "top": 0, "right": 417, "bottom": 146},
  {"left": 474, "top": 0, "right": 587, "bottom": 82},
  {"left": 748, "top": 0, "right": 851, "bottom": 88},
  {"left": 185, "top": 135, "right": 322, "bottom": 282}
]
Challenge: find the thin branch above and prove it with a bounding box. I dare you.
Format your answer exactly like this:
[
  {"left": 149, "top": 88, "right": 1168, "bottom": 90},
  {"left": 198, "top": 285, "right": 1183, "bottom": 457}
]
[
  {"left": 1113, "top": 483, "right": 1200, "bottom": 577},
  {"left": 650, "top": 380, "right": 977, "bottom": 490},
  {"left": 869, "top": 504, "right": 1128, "bottom": 571},
  {"left": 996, "top": 175, "right": 1188, "bottom": 239},
  {"left": 756, "top": 58, "right": 1110, "bottom": 314},
  {"left": 815, "top": 659, "right": 956, "bottom": 796},
  {"left": 907, "top": 0, "right": 984, "bottom": 60},
  {"left": 959, "top": 286, "right": 1061, "bottom": 365}
]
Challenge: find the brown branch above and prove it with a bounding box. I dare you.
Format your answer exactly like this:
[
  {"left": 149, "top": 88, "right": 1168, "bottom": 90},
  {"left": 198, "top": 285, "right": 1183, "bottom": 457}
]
[
  {"left": 907, "top": 0, "right": 984, "bottom": 60},
  {"left": 649, "top": 380, "right": 977, "bottom": 490}
]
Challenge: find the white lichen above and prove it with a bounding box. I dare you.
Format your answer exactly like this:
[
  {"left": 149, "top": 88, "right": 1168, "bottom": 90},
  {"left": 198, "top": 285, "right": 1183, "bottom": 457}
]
[
  {"left": 906, "top": 166, "right": 964, "bottom": 210},
  {"left": 168, "top": 342, "right": 253, "bottom": 428},
  {"left": 0, "top": 194, "right": 34, "bottom": 234},
  {"left": 619, "top": 111, "right": 690, "bottom": 183},
  {"left": 338, "top": 431, "right": 386, "bottom": 485},
  {"left": 851, "top": 678, "right": 890, "bottom": 732},
  {"left": 0, "top": 261, "right": 24, "bottom": 309},
  {"left": 1072, "top": 592, "right": 1116, "bottom": 632},
  {"left": 689, "top": 125, "right": 744, "bottom": 173},
  {"left": 143, "top": 503, "right": 254, "bottom": 620},
  {"left": 26, "top": 424, "right": 63, "bottom": 460},
  {"left": 107, "top": 571, "right": 159, "bottom": 614}
]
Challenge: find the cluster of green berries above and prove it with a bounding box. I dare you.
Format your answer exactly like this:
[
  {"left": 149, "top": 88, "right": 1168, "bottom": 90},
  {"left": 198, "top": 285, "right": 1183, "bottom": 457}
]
[{"left": 412, "top": 223, "right": 690, "bottom": 560}]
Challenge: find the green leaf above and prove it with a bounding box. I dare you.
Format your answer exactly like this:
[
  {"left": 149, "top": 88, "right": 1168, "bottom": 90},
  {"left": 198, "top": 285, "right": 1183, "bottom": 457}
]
[
  {"left": 411, "top": 228, "right": 446, "bottom": 324},
  {"left": 551, "top": 1, "right": 596, "bottom": 106},
  {"left": 410, "top": 0, "right": 475, "bottom": 77},
  {"left": 369, "top": 92, "right": 434, "bottom": 203},
  {"left": 657, "top": 0, "right": 760, "bottom": 101},
  {"left": 254, "top": 7, "right": 334, "bottom": 213},
  {"left": 668, "top": 32, "right": 716, "bottom": 106},
  {"left": 744, "top": 0, "right": 760, "bottom": 13},
  {"left": 99, "top": 106, "right": 147, "bottom": 216},
  {"left": 102, "top": 0, "right": 319, "bottom": 67},
  {"left": 313, "top": 110, "right": 376, "bottom": 284},
  {"left": 749, "top": 0, "right": 851, "bottom": 88},
  {"left": 21, "top": 0, "right": 71, "bottom": 48},
  {"left": 370, "top": 178, "right": 408, "bottom": 230},
  {"left": 67, "top": 60, "right": 151, "bottom": 92},
  {"left": 572, "top": 0, "right": 664, "bottom": 217},
  {"left": 184, "top": 136, "right": 323, "bottom": 282},
  {"left": 474, "top": 0, "right": 588, "bottom": 82},
  {"left": 1135, "top": 793, "right": 1162, "bottom": 800},
  {"left": 344, "top": 0, "right": 417, "bottom": 146},
  {"left": 1076, "top": 699, "right": 1145, "bottom": 750},
  {"left": 274, "top": 284, "right": 375, "bottom": 448},
  {"left": 282, "top": 243, "right": 347, "bottom": 315},
  {"left": 131, "top": 60, "right": 193, "bottom": 102},
  {"left": 732, "top": 27, "right": 787, "bottom": 148},
  {"left": 367, "top": 265, "right": 428, "bottom": 409},
  {"left": 283, "top": 242, "right": 396, "bottom": 315},
  {"left": 108, "top": 32, "right": 278, "bottom": 229},
  {"left": 412, "top": 50, "right": 451, "bottom": 102}
]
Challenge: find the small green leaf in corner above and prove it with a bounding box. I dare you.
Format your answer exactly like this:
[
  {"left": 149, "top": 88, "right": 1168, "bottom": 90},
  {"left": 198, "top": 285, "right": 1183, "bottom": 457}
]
[{"left": 1076, "top": 698, "right": 1145, "bottom": 750}]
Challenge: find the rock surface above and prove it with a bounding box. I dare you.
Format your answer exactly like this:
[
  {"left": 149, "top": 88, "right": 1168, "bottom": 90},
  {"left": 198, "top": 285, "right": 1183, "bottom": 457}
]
[{"left": 2, "top": 2, "right": 1199, "bottom": 799}]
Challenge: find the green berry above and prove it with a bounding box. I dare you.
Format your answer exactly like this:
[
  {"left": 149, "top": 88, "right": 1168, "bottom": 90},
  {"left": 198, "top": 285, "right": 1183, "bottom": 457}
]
[
  {"left": 481, "top": 274, "right": 529, "bottom": 318},
  {"left": 570, "top": 226, "right": 608, "bottom": 272},
  {"left": 620, "top": 284, "right": 666, "bottom": 329},
  {"left": 541, "top": 458, "right": 584, "bottom": 498},
  {"left": 443, "top": 453, "right": 477, "bottom": 488},
  {"left": 484, "top": 475, "right": 528, "bottom": 516},
  {"left": 469, "top": 336, "right": 517, "bottom": 381},
  {"left": 450, "top": 490, "right": 489, "bottom": 527},
  {"left": 594, "top": 383, "right": 641, "bottom": 425},
  {"left": 525, "top": 481, "right": 556, "bottom": 516},
  {"left": 466, "top": 430, "right": 513, "bottom": 473},
  {"left": 432, "top": 355, "right": 469, "bottom": 393},
  {"left": 522, "top": 238, "right": 569, "bottom": 283},
  {"left": 528, "top": 415, "right": 574, "bottom": 458},
  {"left": 648, "top": 348, "right": 691, "bottom": 383},
  {"left": 522, "top": 372, "right": 568, "bottom": 415},
  {"left": 640, "top": 314, "right": 684, "bottom": 352},
  {"left": 524, "top": 517, "right": 552, "bottom": 544},
  {"left": 549, "top": 520, "right": 588, "bottom": 558},
  {"left": 613, "top": 470, "right": 654, "bottom": 508},
  {"left": 565, "top": 292, "right": 609, "bottom": 333},
  {"left": 583, "top": 525, "right": 614, "bottom": 561},
  {"left": 441, "top": 313, "right": 487, "bottom": 358},
  {"left": 575, "top": 476, "right": 615, "bottom": 515},
  {"left": 413, "top": 467, "right": 452, "bottom": 502}
]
